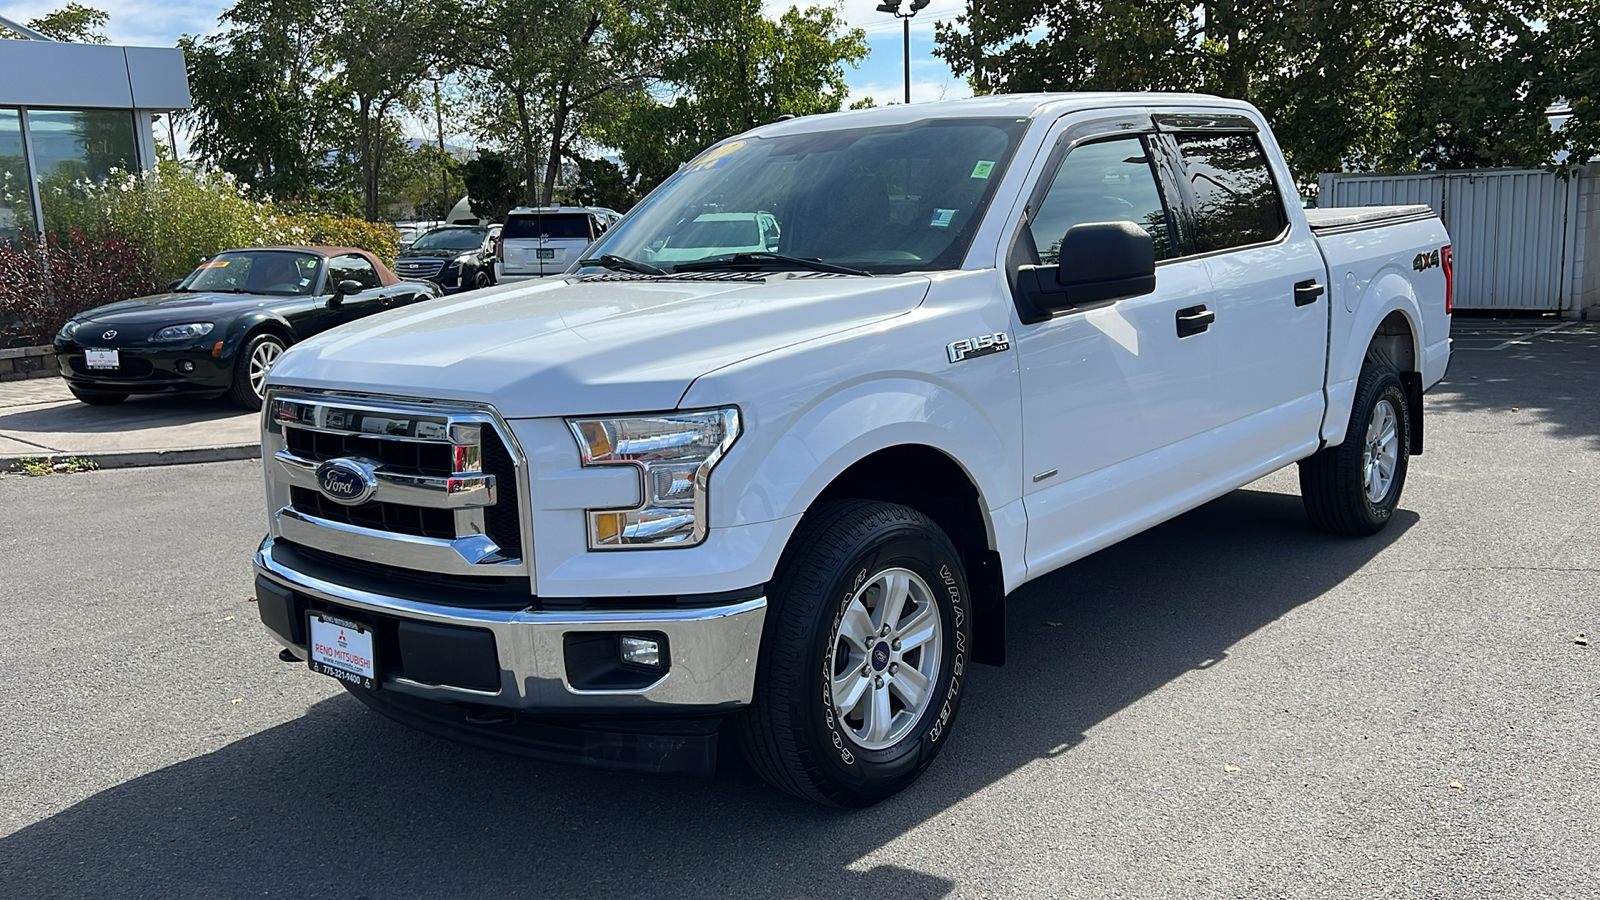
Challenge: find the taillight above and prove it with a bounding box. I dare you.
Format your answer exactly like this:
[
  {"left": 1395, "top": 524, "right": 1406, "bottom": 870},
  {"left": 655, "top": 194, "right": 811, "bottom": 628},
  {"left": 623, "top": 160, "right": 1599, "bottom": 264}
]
[
  {"left": 493, "top": 236, "right": 502, "bottom": 261},
  {"left": 1440, "top": 244, "right": 1453, "bottom": 314}
]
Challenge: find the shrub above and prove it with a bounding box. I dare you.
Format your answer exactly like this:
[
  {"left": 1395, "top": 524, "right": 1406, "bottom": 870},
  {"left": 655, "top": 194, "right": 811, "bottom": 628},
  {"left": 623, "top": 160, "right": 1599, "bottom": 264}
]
[
  {"left": 0, "top": 162, "right": 401, "bottom": 346},
  {"left": 0, "top": 230, "right": 159, "bottom": 346}
]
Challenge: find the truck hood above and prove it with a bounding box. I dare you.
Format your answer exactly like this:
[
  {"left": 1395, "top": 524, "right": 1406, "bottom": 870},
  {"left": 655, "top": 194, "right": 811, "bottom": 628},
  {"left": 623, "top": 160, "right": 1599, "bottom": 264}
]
[{"left": 266, "top": 273, "right": 931, "bottom": 418}]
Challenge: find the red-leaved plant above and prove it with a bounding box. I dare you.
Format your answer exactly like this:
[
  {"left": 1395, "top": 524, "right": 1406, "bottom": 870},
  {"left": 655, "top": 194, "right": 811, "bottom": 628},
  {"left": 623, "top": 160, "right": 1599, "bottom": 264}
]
[{"left": 0, "top": 230, "right": 160, "bottom": 348}]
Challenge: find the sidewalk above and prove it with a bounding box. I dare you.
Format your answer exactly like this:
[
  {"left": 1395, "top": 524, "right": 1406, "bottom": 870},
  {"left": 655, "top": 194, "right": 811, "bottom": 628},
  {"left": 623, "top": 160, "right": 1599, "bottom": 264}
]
[{"left": 0, "top": 377, "right": 260, "bottom": 470}]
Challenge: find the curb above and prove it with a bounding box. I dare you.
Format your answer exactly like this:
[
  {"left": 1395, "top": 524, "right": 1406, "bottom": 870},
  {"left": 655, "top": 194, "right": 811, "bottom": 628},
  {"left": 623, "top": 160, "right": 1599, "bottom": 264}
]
[{"left": 1, "top": 443, "right": 262, "bottom": 472}]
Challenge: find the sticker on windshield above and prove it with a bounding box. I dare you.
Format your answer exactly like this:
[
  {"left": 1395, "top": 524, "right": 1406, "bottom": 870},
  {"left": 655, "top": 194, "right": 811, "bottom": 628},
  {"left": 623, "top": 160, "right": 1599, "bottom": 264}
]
[
  {"left": 930, "top": 208, "right": 957, "bottom": 228},
  {"left": 685, "top": 140, "right": 745, "bottom": 173},
  {"left": 299, "top": 278, "right": 311, "bottom": 286},
  {"left": 970, "top": 160, "right": 995, "bottom": 179},
  {"left": 198, "top": 260, "right": 230, "bottom": 269}
]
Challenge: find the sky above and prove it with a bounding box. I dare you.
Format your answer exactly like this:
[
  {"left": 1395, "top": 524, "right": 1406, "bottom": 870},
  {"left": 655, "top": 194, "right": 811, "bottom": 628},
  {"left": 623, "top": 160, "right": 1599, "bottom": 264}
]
[{"left": 0, "top": 0, "right": 976, "bottom": 113}]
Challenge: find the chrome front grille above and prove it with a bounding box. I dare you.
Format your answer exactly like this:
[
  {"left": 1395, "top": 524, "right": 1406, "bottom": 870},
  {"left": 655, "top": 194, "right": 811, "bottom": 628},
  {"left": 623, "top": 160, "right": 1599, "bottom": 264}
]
[
  {"left": 395, "top": 258, "right": 446, "bottom": 278},
  {"left": 264, "top": 393, "right": 528, "bottom": 580}
]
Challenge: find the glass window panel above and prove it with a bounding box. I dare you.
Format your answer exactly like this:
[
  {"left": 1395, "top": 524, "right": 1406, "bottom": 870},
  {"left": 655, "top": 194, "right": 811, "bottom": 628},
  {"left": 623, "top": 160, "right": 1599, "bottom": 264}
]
[
  {"left": 1030, "top": 136, "right": 1174, "bottom": 265},
  {"left": 28, "top": 109, "right": 140, "bottom": 234},
  {"left": 328, "top": 254, "right": 381, "bottom": 290},
  {"left": 1173, "top": 132, "right": 1288, "bottom": 253},
  {"left": 0, "top": 108, "right": 36, "bottom": 246}
]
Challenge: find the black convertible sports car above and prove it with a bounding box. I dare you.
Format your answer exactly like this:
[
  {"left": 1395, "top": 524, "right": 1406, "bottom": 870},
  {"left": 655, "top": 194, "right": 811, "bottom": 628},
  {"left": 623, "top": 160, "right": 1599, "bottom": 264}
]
[{"left": 54, "top": 246, "right": 442, "bottom": 410}]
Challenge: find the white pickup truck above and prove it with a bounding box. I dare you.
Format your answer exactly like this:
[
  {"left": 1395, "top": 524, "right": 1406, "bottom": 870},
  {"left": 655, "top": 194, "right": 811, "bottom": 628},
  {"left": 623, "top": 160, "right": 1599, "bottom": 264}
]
[{"left": 253, "top": 93, "right": 1451, "bottom": 807}]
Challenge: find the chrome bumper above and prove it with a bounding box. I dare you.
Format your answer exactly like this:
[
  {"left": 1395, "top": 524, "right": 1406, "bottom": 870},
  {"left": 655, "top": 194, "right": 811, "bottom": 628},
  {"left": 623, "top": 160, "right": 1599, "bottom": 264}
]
[{"left": 255, "top": 538, "right": 767, "bottom": 713}]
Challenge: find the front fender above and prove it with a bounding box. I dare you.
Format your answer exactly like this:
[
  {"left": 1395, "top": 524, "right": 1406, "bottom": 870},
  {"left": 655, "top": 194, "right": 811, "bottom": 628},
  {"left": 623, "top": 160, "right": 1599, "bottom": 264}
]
[{"left": 223, "top": 311, "right": 297, "bottom": 359}]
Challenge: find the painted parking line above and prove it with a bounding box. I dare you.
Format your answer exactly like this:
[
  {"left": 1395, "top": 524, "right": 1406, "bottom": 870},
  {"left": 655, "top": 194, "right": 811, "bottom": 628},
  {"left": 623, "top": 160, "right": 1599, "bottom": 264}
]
[{"left": 1452, "top": 321, "right": 1573, "bottom": 351}]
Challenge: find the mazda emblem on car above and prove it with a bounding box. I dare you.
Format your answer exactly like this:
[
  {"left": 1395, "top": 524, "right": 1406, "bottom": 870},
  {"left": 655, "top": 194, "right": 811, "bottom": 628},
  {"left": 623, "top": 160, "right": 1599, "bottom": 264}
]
[
  {"left": 102, "top": 330, "right": 117, "bottom": 340},
  {"left": 315, "top": 458, "right": 378, "bottom": 505}
]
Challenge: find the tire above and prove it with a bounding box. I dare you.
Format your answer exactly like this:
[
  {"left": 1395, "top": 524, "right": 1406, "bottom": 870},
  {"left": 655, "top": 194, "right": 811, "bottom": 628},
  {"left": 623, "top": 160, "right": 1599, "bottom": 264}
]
[
  {"left": 473, "top": 271, "right": 490, "bottom": 291},
  {"left": 68, "top": 387, "right": 127, "bottom": 406},
  {"left": 738, "top": 500, "right": 972, "bottom": 807},
  {"left": 1299, "top": 363, "right": 1410, "bottom": 536},
  {"left": 228, "top": 333, "right": 287, "bottom": 411}
]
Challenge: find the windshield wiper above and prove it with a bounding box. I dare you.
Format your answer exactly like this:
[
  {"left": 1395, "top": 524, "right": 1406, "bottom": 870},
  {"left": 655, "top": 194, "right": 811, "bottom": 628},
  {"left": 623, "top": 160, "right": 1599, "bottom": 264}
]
[
  {"left": 578, "top": 254, "right": 669, "bottom": 276},
  {"left": 670, "top": 252, "right": 872, "bottom": 277}
]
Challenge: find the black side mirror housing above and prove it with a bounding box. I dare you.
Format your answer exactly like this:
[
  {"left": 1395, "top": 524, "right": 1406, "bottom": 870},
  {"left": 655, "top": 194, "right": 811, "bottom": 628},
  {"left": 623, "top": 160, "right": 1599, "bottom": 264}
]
[
  {"left": 167, "top": 279, "right": 184, "bottom": 291},
  {"left": 1016, "top": 221, "right": 1157, "bottom": 323},
  {"left": 328, "top": 279, "right": 364, "bottom": 307}
]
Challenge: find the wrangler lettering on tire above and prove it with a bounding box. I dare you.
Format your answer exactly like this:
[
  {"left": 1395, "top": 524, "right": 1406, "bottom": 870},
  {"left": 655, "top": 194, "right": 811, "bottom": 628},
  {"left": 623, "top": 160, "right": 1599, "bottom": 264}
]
[{"left": 738, "top": 500, "right": 971, "bottom": 807}]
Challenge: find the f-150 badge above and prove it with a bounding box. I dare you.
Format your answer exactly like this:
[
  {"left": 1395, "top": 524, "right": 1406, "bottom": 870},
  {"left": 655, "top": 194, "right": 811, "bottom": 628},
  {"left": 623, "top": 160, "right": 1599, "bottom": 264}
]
[{"left": 947, "top": 333, "right": 1010, "bottom": 364}]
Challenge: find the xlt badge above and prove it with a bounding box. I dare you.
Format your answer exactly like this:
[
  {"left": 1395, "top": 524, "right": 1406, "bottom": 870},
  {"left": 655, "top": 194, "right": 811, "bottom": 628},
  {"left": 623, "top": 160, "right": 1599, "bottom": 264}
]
[{"left": 947, "top": 332, "right": 1010, "bottom": 364}]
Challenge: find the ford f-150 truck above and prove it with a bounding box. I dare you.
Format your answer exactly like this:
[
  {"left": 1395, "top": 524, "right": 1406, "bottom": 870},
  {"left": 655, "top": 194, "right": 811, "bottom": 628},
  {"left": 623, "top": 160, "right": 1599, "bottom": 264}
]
[{"left": 253, "top": 93, "right": 1451, "bottom": 807}]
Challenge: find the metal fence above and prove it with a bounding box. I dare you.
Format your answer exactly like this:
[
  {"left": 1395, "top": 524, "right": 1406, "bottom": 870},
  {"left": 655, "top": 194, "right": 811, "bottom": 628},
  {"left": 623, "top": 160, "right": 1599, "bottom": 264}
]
[{"left": 1319, "top": 167, "right": 1594, "bottom": 316}]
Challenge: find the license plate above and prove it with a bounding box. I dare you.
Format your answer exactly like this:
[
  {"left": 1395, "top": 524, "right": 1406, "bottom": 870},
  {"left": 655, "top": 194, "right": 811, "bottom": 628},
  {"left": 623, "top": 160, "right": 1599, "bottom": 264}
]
[
  {"left": 536, "top": 248, "right": 556, "bottom": 259},
  {"left": 85, "top": 349, "right": 119, "bottom": 369},
  {"left": 308, "top": 612, "right": 379, "bottom": 690}
]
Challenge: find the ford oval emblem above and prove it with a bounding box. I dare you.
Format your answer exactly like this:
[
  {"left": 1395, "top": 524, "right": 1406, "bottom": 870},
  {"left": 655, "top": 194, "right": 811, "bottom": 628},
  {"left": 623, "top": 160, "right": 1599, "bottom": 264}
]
[{"left": 315, "top": 458, "right": 377, "bottom": 506}]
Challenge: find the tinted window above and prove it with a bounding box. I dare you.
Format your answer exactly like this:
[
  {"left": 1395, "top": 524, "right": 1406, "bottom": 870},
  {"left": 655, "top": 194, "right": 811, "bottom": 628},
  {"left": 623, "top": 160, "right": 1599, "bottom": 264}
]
[
  {"left": 328, "top": 254, "right": 381, "bottom": 290},
  {"left": 1029, "top": 136, "right": 1174, "bottom": 265},
  {"left": 1173, "top": 133, "right": 1288, "bottom": 252},
  {"left": 503, "top": 213, "right": 593, "bottom": 240},
  {"left": 587, "top": 118, "right": 1029, "bottom": 274},
  {"left": 184, "top": 251, "right": 321, "bottom": 295},
  {"left": 409, "top": 227, "right": 488, "bottom": 251}
]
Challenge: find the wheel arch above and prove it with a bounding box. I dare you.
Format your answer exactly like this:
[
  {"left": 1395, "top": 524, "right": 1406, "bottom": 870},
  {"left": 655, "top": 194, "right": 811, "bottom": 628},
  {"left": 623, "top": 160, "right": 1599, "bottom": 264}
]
[
  {"left": 795, "top": 442, "right": 1009, "bottom": 666},
  {"left": 228, "top": 313, "right": 296, "bottom": 356},
  {"left": 1324, "top": 273, "right": 1425, "bottom": 450}
]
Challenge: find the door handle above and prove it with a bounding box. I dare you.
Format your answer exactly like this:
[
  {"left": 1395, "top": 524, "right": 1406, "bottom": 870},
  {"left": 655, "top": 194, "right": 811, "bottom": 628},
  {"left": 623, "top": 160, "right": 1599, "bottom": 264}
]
[
  {"left": 1175, "top": 304, "right": 1215, "bottom": 338},
  {"left": 1294, "top": 279, "right": 1325, "bottom": 306}
]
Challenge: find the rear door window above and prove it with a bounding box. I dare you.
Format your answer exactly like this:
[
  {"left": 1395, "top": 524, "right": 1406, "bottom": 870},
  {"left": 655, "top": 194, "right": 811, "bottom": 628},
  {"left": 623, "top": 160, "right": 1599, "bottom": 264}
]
[
  {"left": 1171, "top": 132, "right": 1288, "bottom": 253},
  {"left": 503, "top": 214, "right": 594, "bottom": 241}
]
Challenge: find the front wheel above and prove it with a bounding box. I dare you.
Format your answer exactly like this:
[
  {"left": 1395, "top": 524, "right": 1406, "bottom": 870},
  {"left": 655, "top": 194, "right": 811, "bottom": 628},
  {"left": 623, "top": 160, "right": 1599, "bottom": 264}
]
[
  {"left": 738, "top": 500, "right": 971, "bottom": 807},
  {"left": 229, "top": 333, "right": 287, "bottom": 411},
  {"left": 1299, "top": 363, "right": 1411, "bottom": 536}
]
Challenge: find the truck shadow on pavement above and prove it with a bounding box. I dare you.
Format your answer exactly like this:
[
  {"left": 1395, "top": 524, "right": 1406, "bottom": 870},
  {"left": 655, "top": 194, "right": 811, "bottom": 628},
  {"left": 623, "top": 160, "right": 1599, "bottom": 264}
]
[{"left": 0, "top": 488, "right": 1415, "bottom": 899}]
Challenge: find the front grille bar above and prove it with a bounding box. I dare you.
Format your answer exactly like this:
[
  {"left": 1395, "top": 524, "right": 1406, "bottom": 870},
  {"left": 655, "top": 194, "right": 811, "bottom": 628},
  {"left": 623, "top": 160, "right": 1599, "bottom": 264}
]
[
  {"left": 264, "top": 393, "right": 528, "bottom": 578},
  {"left": 274, "top": 449, "right": 496, "bottom": 509}
]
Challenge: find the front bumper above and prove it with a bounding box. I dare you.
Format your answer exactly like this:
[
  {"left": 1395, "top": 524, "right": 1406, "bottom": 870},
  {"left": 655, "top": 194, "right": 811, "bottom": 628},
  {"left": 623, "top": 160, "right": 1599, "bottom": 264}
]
[
  {"left": 254, "top": 536, "right": 767, "bottom": 714},
  {"left": 54, "top": 343, "right": 232, "bottom": 395}
]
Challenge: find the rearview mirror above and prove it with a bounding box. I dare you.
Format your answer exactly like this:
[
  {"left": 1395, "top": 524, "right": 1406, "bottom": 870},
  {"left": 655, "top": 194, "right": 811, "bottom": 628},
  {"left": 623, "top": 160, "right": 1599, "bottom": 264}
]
[{"left": 1015, "top": 221, "right": 1156, "bottom": 323}]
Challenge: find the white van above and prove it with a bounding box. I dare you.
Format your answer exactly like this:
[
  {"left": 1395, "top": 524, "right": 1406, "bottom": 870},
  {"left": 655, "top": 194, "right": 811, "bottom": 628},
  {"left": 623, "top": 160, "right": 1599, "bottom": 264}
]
[{"left": 494, "top": 206, "right": 610, "bottom": 281}]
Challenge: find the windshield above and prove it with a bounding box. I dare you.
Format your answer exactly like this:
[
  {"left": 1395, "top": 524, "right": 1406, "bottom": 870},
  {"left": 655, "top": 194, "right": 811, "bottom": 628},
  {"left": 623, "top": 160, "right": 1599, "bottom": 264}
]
[
  {"left": 409, "top": 227, "right": 487, "bottom": 251},
  {"left": 585, "top": 117, "right": 1028, "bottom": 275},
  {"left": 181, "top": 251, "right": 321, "bottom": 295}
]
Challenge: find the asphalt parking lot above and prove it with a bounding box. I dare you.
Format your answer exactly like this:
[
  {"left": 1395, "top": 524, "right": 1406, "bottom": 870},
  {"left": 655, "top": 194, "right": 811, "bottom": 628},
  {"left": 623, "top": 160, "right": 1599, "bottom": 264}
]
[{"left": 1, "top": 319, "right": 1596, "bottom": 899}]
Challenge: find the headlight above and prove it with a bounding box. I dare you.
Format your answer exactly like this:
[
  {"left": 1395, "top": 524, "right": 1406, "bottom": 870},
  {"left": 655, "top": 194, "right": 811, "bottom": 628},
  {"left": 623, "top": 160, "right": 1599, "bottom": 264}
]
[
  {"left": 449, "top": 256, "right": 471, "bottom": 269},
  {"left": 152, "top": 323, "right": 215, "bottom": 342},
  {"left": 567, "top": 407, "right": 740, "bottom": 548},
  {"left": 57, "top": 320, "right": 80, "bottom": 341}
]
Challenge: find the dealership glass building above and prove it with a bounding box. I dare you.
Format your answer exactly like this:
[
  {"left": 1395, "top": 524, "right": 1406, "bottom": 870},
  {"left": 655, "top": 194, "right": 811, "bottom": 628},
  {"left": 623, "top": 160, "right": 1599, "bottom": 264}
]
[{"left": 0, "top": 31, "right": 191, "bottom": 246}]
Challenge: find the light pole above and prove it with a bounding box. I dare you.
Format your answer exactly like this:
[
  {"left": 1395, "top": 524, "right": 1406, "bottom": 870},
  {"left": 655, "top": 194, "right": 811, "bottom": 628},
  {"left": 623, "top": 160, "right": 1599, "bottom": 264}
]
[{"left": 875, "top": 0, "right": 930, "bottom": 105}]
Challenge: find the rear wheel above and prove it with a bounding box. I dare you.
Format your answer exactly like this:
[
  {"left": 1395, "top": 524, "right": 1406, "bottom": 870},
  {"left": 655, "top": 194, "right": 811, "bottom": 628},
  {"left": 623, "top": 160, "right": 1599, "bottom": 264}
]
[
  {"left": 738, "top": 500, "right": 971, "bottom": 807},
  {"left": 1299, "top": 363, "right": 1410, "bottom": 536},
  {"left": 228, "top": 333, "right": 286, "bottom": 410},
  {"left": 68, "top": 387, "right": 127, "bottom": 406}
]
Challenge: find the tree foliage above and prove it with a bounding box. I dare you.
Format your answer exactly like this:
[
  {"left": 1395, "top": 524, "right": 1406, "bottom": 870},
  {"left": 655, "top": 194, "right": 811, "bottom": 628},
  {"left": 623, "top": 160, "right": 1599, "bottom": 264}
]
[
  {"left": 935, "top": 0, "right": 1599, "bottom": 181},
  {"left": 14, "top": 3, "right": 110, "bottom": 42}
]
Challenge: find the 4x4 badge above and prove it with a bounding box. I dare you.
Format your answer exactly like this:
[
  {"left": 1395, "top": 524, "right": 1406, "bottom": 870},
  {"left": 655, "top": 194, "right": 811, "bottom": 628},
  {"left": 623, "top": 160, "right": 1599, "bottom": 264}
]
[{"left": 947, "top": 332, "right": 1010, "bottom": 364}]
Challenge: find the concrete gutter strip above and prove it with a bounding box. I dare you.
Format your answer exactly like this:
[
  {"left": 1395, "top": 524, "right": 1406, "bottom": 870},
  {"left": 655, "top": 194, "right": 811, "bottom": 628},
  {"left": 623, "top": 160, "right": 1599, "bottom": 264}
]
[{"left": 1, "top": 444, "right": 262, "bottom": 472}]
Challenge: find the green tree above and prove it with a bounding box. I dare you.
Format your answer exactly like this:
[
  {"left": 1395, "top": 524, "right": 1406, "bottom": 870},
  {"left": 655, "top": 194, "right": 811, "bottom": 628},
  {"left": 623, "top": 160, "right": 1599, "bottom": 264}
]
[
  {"left": 934, "top": 1, "right": 1582, "bottom": 182},
  {"left": 324, "top": 0, "right": 462, "bottom": 221},
  {"left": 461, "top": 150, "right": 521, "bottom": 222},
  {"left": 12, "top": 3, "right": 110, "bottom": 42},
  {"left": 180, "top": 0, "right": 348, "bottom": 203},
  {"left": 604, "top": 2, "right": 866, "bottom": 195}
]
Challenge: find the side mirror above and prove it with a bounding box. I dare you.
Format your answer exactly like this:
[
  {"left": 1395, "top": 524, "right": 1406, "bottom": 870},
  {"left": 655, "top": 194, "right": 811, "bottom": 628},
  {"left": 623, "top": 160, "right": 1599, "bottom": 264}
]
[
  {"left": 328, "top": 279, "right": 364, "bottom": 308},
  {"left": 1015, "top": 221, "right": 1156, "bottom": 323},
  {"left": 168, "top": 279, "right": 184, "bottom": 292}
]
